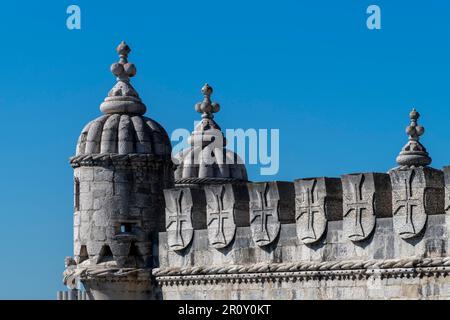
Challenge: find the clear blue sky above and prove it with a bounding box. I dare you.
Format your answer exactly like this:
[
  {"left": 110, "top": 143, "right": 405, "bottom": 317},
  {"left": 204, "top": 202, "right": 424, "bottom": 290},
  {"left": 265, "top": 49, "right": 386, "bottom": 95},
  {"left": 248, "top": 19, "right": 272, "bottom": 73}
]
[{"left": 0, "top": 1, "right": 449, "bottom": 299}]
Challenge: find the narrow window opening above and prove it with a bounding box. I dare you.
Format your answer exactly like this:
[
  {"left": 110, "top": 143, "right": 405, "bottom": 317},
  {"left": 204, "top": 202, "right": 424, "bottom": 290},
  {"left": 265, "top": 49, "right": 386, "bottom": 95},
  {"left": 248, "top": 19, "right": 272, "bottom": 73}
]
[
  {"left": 120, "top": 223, "right": 133, "bottom": 233},
  {"left": 74, "top": 178, "right": 80, "bottom": 211}
]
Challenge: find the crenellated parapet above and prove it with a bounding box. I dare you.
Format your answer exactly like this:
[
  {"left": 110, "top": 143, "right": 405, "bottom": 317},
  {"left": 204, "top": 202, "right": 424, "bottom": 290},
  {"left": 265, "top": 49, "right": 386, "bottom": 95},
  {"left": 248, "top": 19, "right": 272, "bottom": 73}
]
[
  {"left": 154, "top": 109, "right": 450, "bottom": 299},
  {"left": 158, "top": 165, "right": 449, "bottom": 261},
  {"left": 155, "top": 165, "right": 449, "bottom": 298}
]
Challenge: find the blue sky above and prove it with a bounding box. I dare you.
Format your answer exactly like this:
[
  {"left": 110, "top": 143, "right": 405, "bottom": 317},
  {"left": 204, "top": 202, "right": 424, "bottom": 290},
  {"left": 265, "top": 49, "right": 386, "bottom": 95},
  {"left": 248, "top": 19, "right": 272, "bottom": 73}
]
[{"left": 0, "top": 1, "right": 449, "bottom": 299}]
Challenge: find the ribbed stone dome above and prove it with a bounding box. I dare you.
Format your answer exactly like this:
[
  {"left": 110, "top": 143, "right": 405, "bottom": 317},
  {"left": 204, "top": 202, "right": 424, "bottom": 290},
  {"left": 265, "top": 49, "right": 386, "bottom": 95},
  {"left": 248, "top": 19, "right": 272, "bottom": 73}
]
[
  {"left": 76, "top": 114, "right": 171, "bottom": 157},
  {"left": 174, "top": 84, "right": 248, "bottom": 185},
  {"left": 73, "top": 41, "right": 171, "bottom": 159},
  {"left": 174, "top": 146, "right": 248, "bottom": 183}
]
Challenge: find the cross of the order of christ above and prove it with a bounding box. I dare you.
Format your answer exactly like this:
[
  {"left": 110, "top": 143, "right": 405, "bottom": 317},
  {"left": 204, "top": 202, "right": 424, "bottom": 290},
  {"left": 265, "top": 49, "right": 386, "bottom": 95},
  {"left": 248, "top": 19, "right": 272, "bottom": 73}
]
[
  {"left": 296, "top": 180, "right": 322, "bottom": 241},
  {"left": 166, "top": 191, "right": 190, "bottom": 248},
  {"left": 344, "top": 177, "right": 371, "bottom": 239},
  {"left": 394, "top": 174, "right": 421, "bottom": 236},
  {"left": 208, "top": 191, "right": 233, "bottom": 245},
  {"left": 251, "top": 185, "right": 276, "bottom": 243}
]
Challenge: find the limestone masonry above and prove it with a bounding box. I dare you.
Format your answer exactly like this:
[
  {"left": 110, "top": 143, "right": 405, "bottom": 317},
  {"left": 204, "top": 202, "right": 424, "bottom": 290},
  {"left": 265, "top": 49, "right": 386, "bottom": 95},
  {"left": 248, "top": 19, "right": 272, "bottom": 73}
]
[{"left": 62, "top": 42, "right": 450, "bottom": 300}]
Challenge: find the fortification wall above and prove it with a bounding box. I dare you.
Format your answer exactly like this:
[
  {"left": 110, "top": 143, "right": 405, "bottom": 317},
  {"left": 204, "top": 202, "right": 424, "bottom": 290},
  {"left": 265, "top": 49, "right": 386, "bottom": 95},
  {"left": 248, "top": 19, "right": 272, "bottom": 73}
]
[{"left": 153, "top": 166, "right": 450, "bottom": 299}]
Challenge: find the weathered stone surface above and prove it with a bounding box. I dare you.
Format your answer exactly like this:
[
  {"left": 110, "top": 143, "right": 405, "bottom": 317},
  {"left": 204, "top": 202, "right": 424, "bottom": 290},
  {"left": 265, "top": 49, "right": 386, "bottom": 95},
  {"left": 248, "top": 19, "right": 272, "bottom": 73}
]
[
  {"left": 444, "top": 166, "right": 450, "bottom": 213},
  {"left": 205, "top": 184, "right": 249, "bottom": 249},
  {"left": 294, "top": 177, "right": 342, "bottom": 244},
  {"left": 248, "top": 182, "right": 294, "bottom": 247},
  {"left": 156, "top": 275, "right": 450, "bottom": 300},
  {"left": 341, "top": 173, "right": 392, "bottom": 242},
  {"left": 164, "top": 188, "right": 206, "bottom": 251},
  {"left": 67, "top": 53, "right": 450, "bottom": 301},
  {"left": 164, "top": 188, "right": 194, "bottom": 251},
  {"left": 389, "top": 167, "right": 444, "bottom": 239}
]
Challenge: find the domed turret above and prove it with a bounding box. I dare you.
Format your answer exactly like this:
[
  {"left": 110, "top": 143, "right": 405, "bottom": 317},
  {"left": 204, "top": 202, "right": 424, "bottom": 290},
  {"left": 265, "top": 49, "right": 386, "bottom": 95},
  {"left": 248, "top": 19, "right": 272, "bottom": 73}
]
[
  {"left": 66, "top": 42, "right": 174, "bottom": 300},
  {"left": 73, "top": 41, "right": 171, "bottom": 160},
  {"left": 174, "top": 84, "right": 248, "bottom": 186}
]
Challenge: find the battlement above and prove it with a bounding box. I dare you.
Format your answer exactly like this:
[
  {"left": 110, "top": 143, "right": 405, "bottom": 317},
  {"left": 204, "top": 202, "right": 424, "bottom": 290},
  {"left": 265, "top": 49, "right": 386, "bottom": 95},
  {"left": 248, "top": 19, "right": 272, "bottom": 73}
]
[
  {"left": 159, "top": 165, "right": 449, "bottom": 263},
  {"left": 153, "top": 166, "right": 450, "bottom": 299}
]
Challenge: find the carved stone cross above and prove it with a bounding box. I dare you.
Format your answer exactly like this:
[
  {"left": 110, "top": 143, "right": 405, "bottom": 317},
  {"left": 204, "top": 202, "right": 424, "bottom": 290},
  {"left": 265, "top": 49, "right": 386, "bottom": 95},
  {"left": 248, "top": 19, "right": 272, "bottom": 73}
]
[
  {"left": 390, "top": 168, "right": 432, "bottom": 240},
  {"left": 393, "top": 171, "right": 421, "bottom": 236},
  {"left": 205, "top": 184, "right": 239, "bottom": 249},
  {"left": 295, "top": 177, "right": 342, "bottom": 245},
  {"left": 345, "top": 181, "right": 370, "bottom": 239},
  {"left": 164, "top": 189, "right": 194, "bottom": 251},
  {"left": 248, "top": 182, "right": 281, "bottom": 247},
  {"left": 342, "top": 173, "right": 376, "bottom": 242},
  {"left": 252, "top": 186, "right": 275, "bottom": 243},
  {"left": 207, "top": 186, "right": 233, "bottom": 246},
  {"left": 296, "top": 179, "right": 322, "bottom": 242}
]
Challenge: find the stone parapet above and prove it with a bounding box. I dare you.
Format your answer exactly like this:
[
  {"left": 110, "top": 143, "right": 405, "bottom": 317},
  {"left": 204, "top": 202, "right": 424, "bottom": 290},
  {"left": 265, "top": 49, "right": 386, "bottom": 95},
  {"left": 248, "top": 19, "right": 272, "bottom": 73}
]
[{"left": 159, "top": 168, "right": 448, "bottom": 272}]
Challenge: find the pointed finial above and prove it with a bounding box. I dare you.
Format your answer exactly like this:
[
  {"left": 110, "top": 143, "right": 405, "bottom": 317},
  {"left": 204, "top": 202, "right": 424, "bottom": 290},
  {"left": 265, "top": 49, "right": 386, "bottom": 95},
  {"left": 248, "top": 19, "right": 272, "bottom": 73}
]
[
  {"left": 110, "top": 41, "right": 137, "bottom": 82},
  {"left": 100, "top": 41, "right": 146, "bottom": 115},
  {"left": 189, "top": 84, "right": 225, "bottom": 147},
  {"left": 405, "top": 108, "right": 425, "bottom": 139},
  {"left": 395, "top": 108, "right": 431, "bottom": 168},
  {"left": 195, "top": 83, "right": 220, "bottom": 119}
]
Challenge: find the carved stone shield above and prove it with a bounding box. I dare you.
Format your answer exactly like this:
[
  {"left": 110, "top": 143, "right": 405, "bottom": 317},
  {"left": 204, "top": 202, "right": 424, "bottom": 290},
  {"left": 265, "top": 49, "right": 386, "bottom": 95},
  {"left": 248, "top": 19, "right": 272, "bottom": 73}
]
[
  {"left": 248, "top": 182, "right": 280, "bottom": 247},
  {"left": 164, "top": 188, "right": 194, "bottom": 251},
  {"left": 295, "top": 179, "right": 327, "bottom": 244},
  {"left": 342, "top": 174, "right": 376, "bottom": 242},
  {"left": 390, "top": 169, "right": 427, "bottom": 239},
  {"left": 205, "top": 184, "right": 236, "bottom": 249}
]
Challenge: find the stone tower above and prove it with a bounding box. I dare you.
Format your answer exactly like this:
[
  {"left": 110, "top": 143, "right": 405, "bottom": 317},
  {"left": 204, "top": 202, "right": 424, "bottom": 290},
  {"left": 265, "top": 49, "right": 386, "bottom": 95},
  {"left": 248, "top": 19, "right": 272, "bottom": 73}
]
[{"left": 67, "top": 42, "right": 173, "bottom": 300}]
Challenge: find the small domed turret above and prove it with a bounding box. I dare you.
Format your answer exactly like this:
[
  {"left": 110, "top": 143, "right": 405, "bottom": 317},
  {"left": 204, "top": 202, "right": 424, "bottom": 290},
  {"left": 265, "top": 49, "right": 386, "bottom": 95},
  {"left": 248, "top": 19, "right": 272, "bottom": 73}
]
[
  {"left": 174, "top": 84, "right": 248, "bottom": 186},
  {"left": 73, "top": 41, "right": 171, "bottom": 160}
]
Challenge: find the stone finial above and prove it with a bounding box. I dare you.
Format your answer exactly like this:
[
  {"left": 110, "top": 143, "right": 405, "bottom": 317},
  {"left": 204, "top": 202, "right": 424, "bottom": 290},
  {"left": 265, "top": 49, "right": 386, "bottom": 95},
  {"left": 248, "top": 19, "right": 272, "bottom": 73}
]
[
  {"left": 111, "top": 41, "right": 137, "bottom": 81},
  {"left": 100, "top": 41, "right": 146, "bottom": 115},
  {"left": 195, "top": 84, "right": 220, "bottom": 119},
  {"left": 188, "top": 83, "right": 224, "bottom": 147},
  {"left": 395, "top": 108, "right": 432, "bottom": 168}
]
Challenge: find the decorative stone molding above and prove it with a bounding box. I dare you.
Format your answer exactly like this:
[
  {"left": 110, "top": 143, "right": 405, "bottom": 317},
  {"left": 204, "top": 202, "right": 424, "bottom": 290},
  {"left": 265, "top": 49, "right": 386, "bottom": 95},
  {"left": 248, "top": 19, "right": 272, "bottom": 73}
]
[
  {"left": 389, "top": 167, "right": 444, "bottom": 239},
  {"left": 70, "top": 153, "right": 171, "bottom": 168},
  {"left": 294, "top": 178, "right": 342, "bottom": 244},
  {"left": 341, "top": 173, "right": 392, "bottom": 242},
  {"left": 175, "top": 177, "right": 247, "bottom": 186},
  {"left": 152, "top": 257, "right": 450, "bottom": 286}
]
